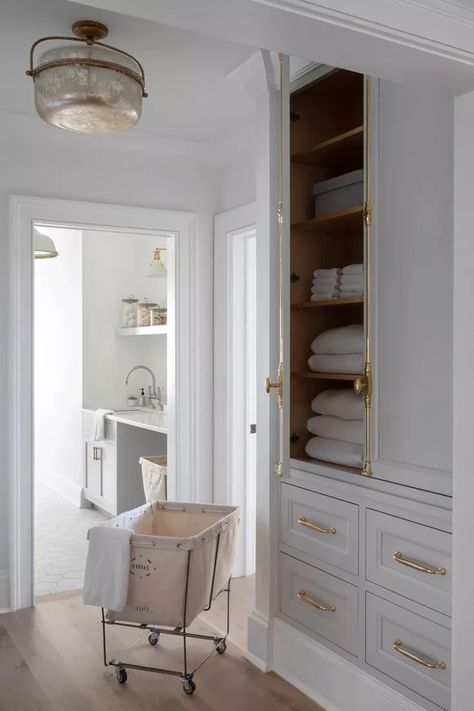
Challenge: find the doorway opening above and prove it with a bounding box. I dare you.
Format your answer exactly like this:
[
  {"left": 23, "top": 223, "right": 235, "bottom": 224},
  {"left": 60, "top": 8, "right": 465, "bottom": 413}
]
[{"left": 33, "top": 222, "right": 174, "bottom": 598}]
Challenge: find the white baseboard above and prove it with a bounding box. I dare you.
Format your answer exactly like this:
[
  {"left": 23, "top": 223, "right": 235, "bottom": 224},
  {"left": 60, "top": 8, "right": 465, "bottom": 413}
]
[
  {"left": 246, "top": 609, "right": 272, "bottom": 671},
  {"left": 36, "top": 470, "right": 84, "bottom": 508},
  {"left": 0, "top": 570, "right": 10, "bottom": 612},
  {"left": 272, "top": 618, "right": 426, "bottom": 711}
]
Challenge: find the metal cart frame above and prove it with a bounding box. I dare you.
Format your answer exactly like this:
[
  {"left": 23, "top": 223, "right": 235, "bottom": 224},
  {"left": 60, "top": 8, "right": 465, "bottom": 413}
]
[{"left": 100, "top": 530, "right": 231, "bottom": 695}]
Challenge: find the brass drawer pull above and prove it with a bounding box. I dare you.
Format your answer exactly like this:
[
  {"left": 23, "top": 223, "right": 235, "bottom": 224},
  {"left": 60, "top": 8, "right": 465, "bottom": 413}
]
[
  {"left": 393, "top": 551, "right": 446, "bottom": 576},
  {"left": 93, "top": 446, "right": 102, "bottom": 462},
  {"left": 393, "top": 639, "right": 446, "bottom": 670},
  {"left": 297, "top": 590, "right": 336, "bottom": 612},
  {"left": 298, "top": 516, "right": 336, "bottom": 535}
]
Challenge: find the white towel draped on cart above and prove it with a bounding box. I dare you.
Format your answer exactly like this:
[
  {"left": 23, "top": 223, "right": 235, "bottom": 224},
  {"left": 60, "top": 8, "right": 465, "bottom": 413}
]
[
  {"left": 83, "top": 526, "right": 133, "bottom": 611},
  {"left": 307, "top": 415, "right": 363, "bottom": 445},
  {"left": 305, "top": 436, "right": 363, "bottom": 468}
]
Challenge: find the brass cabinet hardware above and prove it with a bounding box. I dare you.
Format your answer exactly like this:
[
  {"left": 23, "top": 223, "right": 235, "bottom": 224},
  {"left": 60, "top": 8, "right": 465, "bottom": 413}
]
[
  {"left": 393, "top": 640, "right": 446, "bottom": 670},
  {"left": 297, "top": 590, "right": 336, "bottom": 612},
  {"left": 265, "top": 361, "right": 283, "bottom": 409},
  {"left": 393, "top": 551, "right": 446, "bottom": 576},
  {"left": 93, "top": 446, "right": 101, "bottom": 462},
  {"left": 354, "top": 374, "right": 370, "bottom": 396},
  {"left": 298, "top": 516, "right": 336, "bottom": 535}
]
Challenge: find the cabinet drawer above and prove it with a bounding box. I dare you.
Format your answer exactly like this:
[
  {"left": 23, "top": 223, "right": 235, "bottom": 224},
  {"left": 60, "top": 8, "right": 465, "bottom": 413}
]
[
  {"left": 366, "top": 593, "right": 450, "bottom": 709},
  {"left": 280, "top": 552, "right": 359, "bottom": 656},
  {"left": 281, "top": 483, "right": 359, "bottom": 575},
  {"left": 366, "top": 509, "right": 451, "bottom": 615}
]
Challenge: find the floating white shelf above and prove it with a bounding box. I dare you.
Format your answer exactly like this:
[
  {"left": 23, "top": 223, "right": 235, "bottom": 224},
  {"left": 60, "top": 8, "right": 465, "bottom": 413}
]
[{"left": 115, "top": 326, "right": 168, "bottom": 336}]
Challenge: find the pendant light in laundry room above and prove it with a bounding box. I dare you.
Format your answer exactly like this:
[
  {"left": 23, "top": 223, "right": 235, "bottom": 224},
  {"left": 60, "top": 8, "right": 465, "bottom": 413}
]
[
  {"left": 145, "top": 248, "right": 167, "bottom": 278},
  {"left": 26, "top": 20, "right": 148, "bottom": 134}
]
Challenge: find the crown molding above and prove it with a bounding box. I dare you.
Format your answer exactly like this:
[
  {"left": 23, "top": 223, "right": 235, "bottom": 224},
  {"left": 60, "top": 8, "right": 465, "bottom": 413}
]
[{"left": 401, "top": 0, "right": 474, "bottom": 25}]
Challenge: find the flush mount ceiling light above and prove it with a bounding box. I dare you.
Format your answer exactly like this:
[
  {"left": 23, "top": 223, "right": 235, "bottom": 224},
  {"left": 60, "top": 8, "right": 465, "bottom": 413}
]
[
  {"left": 34, "top": 228, "right": 59, "bottom": 259},
  {"left": 146, "top": 248, "right": 167, "bottom": 278},
  {"left": 26, "top": 20, "right": 148, "bottom": 134}
]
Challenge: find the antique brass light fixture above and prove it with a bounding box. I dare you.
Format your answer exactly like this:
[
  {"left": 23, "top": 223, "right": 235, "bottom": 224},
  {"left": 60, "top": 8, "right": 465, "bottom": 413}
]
[
  {"left": 146, "top": 248, "right": 167, "bottom": 278},
  {"left": 26, "top": 20, "right": 148, "bottom": 134}
]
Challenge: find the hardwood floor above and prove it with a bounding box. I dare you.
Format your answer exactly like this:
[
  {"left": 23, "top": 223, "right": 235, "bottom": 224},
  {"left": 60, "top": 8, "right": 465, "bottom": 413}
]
[{"left": 0, "top": 586, "right": 324, "bottom": 711}]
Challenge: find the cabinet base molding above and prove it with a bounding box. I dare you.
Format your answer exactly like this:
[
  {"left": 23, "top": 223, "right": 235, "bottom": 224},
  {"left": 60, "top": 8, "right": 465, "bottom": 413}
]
[
  {"left": 0, "top": 570, "right": 10, "bottom": 612},
  {"left": 36, "top": 471, "right": 84, "bottom": 509},
  {"left": 272, "top": 618, "right": 427, "bottom": 711},
  {"left": 246, "top": 609, "right": 272, "bottom": 671}
]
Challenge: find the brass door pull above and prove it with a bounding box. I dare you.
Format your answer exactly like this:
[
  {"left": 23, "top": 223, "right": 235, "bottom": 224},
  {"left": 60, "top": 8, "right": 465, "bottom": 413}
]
[
  {"left": 393, "top": 640, "right": 446, "bottom": 670},
  {"left": 297, "top": 590, "right": 336, "bottom": 612},
  {"left": 265, "top": 377, "right": 279, "bottom": 394},
  {"left": 93, "top": 446, "right": 101, "bottom": 462},
  {"left": 393, "top": 551, "right": 446, "bottom": 576},
  {"left": 298, "top": 516, "right": 336, "bottom": 535}
]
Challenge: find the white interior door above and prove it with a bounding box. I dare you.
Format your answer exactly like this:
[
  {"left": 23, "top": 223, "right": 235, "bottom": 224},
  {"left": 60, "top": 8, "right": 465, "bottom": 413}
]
[{"left": 214, "top": 203, "right": 256, "bottom": 578}]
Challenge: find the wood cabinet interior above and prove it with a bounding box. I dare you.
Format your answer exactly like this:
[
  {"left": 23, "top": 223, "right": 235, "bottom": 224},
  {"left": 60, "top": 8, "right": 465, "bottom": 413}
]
[{"left": 290, "top": 68, "right": 365, "bottom": 469}]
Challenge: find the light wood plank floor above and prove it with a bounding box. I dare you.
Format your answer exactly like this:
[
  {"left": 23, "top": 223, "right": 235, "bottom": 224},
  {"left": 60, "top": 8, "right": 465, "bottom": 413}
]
[{"left": 0, "top": 586, "right": 324, "bottom": 711}]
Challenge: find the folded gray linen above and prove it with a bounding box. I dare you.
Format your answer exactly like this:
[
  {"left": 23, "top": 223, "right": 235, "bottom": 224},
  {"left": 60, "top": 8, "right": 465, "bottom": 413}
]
[
  {"left": 310, "top": 292, "right": 339, "bottom": 301},
  {"left": 342, "top": 263, "right": 363, "bottom": 275},
  {"left": 308, "top": 353, "right": 364, "bottom": 373},
  {"left": 311, "top": 388, "right": 365, "bottom": 420},
  {"left": 307, "top": 415, "right": 363, "bottom": 445},
  {"left": 312, "top": 267, "right": 341, "bottom": 278},
  {"left": 311, "top": 324, "right": 364, "bottom": 355},
  {"left": 305, "top": 436, "right": 363, "bottom": 468},
  {"left": 339, "top": 289, "right": 364, "bottom": 297}
]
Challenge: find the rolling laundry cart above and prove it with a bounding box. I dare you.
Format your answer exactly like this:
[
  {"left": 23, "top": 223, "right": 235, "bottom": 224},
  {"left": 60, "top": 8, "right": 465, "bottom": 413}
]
[{"left": 99, "top": 500, "right": 239, "bottom": 695}]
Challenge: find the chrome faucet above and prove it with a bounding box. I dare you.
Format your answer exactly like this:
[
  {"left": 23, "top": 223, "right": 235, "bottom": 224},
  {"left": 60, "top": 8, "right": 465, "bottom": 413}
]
[{"left": 124, "top": 365, "right": 163, "bottom": 410}]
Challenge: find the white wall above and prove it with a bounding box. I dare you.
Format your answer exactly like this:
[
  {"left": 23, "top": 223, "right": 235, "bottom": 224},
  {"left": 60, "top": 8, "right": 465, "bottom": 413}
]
[
  {"left": 452, "top": 89, "right": 474, "bottom": 711},
  {"left": 216, "top": 154, "right": 257, "bottom": 213},
  {"left": 34, "top": 227, "right": 83, "bottom": 505},
  {"left": 2, "top": 114, "right": 217, "bottom": 596},
  {"left": 82, "top": 229, "right": 168, "bottom": 409}
]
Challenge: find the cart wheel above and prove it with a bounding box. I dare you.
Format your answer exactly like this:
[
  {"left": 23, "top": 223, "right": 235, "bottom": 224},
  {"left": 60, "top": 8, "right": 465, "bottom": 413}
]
[
  {"left": 182, "top": 679, "right": 196, "bottom": 695},
  {"left": 115, "top": 667, "right": 127, "bottom": 684},
  {"left": 148, "top": 631, "right": 160, "bottom": 646},
  {"left": 215, "top": 640, "right": 227, "bottom": 654}
]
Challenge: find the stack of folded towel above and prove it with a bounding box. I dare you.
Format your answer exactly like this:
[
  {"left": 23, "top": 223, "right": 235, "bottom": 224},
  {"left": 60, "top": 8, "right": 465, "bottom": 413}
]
[
  {"left": 305, "top": 389, "right": 364, "bottom": 468},
  {"left": 310, "top": 267, "right": 341, "bottom": 301},
  {"left": 339, "top": 263, "right": 364, "bottom": 298},
  {"left": 308, "top": 323, "right": 364, "bottom": 374}
]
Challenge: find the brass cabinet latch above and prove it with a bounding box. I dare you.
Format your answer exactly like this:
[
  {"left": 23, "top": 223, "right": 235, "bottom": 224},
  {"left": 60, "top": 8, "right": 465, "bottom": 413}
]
[
  {"left": 265, "top": 361, "right": 283, "bottom": 409},
  {"left": 353, "top": 363, "right": 372, "bottom": 408}
]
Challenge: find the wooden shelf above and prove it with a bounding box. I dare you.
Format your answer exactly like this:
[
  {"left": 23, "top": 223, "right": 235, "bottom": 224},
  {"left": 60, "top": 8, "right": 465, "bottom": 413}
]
[
  {"left": 291, "top": 205, "right": 363, "bottom": 235},
  {"left": 291, "top": 371, "right": 359, "bottom": 381},
  {"left": 291, "top": 126, "right": 363, "bottom": 171},
  {"left": 115, "top": 326, "right": 167, "bottom": 336},
  {"left": 292, "top": 297, "right": 363, "bottom": 309}
]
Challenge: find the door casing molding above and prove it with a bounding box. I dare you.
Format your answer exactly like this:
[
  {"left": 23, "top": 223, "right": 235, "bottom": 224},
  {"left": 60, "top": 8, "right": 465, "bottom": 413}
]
[{"left": 8, "top": 195, "right": 197, "bottom": 610}]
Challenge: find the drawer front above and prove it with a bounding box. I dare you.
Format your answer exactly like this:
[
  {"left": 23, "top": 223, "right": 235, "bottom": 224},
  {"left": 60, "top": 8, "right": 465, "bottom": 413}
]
[
  {"left": 366, "top": 509, "right": 451, "bottom": 615},
  {"left": 280, "top": 552, "right": 359, "bottom": 656},
  {"left": 281, "top": 483, "right": 359, "bottom": 574},
  {"left": 366, "top": 593, "right": 451, "bottom": 709}
]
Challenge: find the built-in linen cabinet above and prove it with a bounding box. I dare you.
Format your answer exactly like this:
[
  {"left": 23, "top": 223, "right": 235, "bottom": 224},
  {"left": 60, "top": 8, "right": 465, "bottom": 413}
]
[{"left": 275, "top": 65, "right": 453, "bottom": 711}]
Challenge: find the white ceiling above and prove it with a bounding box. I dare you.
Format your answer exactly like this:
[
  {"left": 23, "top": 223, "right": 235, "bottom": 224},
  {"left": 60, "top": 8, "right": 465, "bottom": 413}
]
[{"left": 0, "top": 0, "right": 257, "bottom": 143}]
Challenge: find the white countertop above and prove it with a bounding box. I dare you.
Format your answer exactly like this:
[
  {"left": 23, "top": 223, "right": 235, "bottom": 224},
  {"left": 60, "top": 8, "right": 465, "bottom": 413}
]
[{"left": 83, "top": 407, "right": 167, "bottom": 434}]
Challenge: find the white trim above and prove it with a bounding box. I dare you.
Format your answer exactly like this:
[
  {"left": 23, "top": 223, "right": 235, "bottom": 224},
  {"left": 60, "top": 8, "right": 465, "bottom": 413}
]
[
  {"left": 272, "top": 618, "right": 427, "bottom": 711},
  {"left": 9, "top": 195, "right": 197, "bottom": 610},
  {"left": 35, "top": 473, "right": 84, "bottom": 509},
  {"left": 0, "top": 570, "right": 9, "bottom": 612}
]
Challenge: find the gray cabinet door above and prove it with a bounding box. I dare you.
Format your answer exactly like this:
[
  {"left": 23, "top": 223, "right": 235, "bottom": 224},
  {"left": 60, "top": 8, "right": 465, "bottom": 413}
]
[
  {"left": 366, "top": 592, "right": 451, "bottom": 710},
  {"left": 84, "top": 439, "right": 102, "bottom": 499},
  {"left": 281, "top": 483, "right": 359, "bottom": 574},
  {"left": 280, "top": 552, "right": 359, "bottom": 656},
  {"left": 366, "top": 509, "right": 451, "bottom": 615}
]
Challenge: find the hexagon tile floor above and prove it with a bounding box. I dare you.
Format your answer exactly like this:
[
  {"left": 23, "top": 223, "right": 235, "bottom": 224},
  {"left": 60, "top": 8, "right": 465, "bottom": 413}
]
[{"left": 35, "top": 486, "right": 108, "bottom": 597}]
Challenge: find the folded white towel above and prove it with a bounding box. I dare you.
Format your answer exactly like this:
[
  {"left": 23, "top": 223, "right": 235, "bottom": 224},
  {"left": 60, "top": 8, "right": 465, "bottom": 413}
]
[
  {"left": 83, "top": 526, "right": 132, "bottom": 610},
  {"left": 312, "top": 283, "right": 341, "bottom": 294},
  {"left": 342, "top": 263, "right": 363, "bottom": 275},
  {"left": 311, "top": 324, "right": 364, "bottom": 355},
  {"left": 338, "top": 289, "right": 364, "bottom": 298},
  {"left": 312, "top": 267, "right": 341, "bottom": 278},
  {"left": 311, "top": 292, "right": 339, "bottom": 301},
  {"left": 307, "top": 415, "right": 363, "bottom": 444},
  {"left": 312, "top": 274, "right": 340, "bottom": 283},
  {"left": 312, "top": 388, "right": 365, "bottom": 420},
  {"left": 308, "top": 353, "right": 364, "bottom": 373},
  {"left": 93, "top": 409, "right": 113, "bottom": 442},
  {"left": 340, "top": 275, "right": 364, "bottom": 286},
  {"left": 305, "top": 436, "right": 363, "bottom": 468}
]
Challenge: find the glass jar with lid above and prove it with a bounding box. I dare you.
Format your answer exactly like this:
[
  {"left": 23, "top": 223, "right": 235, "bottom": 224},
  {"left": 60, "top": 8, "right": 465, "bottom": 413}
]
[
  {"left": 137, "top": 299, "right": 159, "bottom": 327},
  {"left": 121, "top": 296, "right": 138, "bottom": 327}
]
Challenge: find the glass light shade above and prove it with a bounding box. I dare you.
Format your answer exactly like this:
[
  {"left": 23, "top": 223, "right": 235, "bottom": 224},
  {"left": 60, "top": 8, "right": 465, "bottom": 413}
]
[
  {"left": 146, "top": 249, "right": 167, "bottom": 278},
  {"left": 34, "top": 228, "right": 59, "bottom": 259},
  {"left": 34, "top": 45, "right": 143, "bottom": 134}
]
